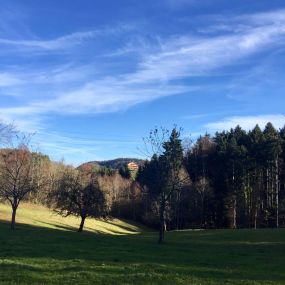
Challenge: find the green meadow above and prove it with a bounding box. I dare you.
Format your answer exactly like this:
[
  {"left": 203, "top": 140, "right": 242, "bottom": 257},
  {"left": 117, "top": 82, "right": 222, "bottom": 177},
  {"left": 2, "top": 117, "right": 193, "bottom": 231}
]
[{"left": 0, "top": 203, "right": 284, "bottom": 285}]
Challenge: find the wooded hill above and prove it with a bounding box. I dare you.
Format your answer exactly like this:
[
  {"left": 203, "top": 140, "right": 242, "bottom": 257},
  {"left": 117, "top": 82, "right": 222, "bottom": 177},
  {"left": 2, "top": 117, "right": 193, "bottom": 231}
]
[{"left": 79, "top": 158, "right": 144, "bottom": 170}]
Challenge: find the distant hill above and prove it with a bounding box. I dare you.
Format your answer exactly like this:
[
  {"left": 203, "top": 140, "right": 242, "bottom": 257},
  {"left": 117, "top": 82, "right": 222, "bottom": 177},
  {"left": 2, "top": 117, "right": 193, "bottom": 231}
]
[{"left": 79, "top": 158, "right": 145, "bottom": 170}]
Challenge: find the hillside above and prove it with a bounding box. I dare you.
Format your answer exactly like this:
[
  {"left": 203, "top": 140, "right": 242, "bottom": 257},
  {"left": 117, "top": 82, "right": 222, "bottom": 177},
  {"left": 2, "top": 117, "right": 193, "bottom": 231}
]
[
  {"left": 80, "top": 158, "right": 145, "bottom": 170},
  {"left": 0, "top": 203, "right": 146, "bottom": 235}
]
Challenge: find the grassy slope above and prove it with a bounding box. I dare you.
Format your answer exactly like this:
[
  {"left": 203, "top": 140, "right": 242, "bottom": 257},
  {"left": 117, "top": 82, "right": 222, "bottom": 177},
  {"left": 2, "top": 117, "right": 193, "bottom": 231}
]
[
  {"left": 0, "top": 203, "right": 285, "bottom": 285},
  {"left": 0, "top": 203, "right": 145, "bottom": 235}
]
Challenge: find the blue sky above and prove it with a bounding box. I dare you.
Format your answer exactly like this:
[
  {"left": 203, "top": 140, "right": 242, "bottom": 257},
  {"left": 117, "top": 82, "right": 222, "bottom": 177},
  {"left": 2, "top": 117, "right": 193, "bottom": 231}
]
[{"left": 1, "top": 0, "right": 285, "bottom": 165}]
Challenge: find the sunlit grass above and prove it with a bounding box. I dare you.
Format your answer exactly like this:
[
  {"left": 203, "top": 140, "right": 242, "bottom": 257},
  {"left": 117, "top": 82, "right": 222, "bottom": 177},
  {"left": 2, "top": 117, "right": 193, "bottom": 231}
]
[
  {"left": 0, "top": 203, "right": 284, "bottom": 284},
  {"left": 0, "top": 202, "right": 144, "bottom": 235}
]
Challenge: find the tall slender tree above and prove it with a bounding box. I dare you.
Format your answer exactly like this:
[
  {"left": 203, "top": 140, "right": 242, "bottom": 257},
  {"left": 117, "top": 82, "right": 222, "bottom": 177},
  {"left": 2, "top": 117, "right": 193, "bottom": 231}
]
[
  {"left": 138, "top": 128, "right": 188, "bottom": 242},
  {"left": 263, "top": 123, "right": 282, "bottom": 227}
]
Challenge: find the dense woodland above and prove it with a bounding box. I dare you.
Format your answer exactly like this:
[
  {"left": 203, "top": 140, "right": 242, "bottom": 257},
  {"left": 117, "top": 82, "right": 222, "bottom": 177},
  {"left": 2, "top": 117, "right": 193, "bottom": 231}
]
[
  {"left": 0, "top": 122, "right": 285, "bottom": 241},
  {"left": 183, "top": 123, "right": 285, "bottom": 230}
]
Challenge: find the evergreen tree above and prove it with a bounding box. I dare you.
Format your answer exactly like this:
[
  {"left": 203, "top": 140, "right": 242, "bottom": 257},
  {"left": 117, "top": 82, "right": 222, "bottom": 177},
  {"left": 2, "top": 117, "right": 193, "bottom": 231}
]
[
  {"left": 263, "top": 123, "right": 282, "bottom": 227},
  {"left": 138, "top": 128, "right": 187, "bottom": 242}
]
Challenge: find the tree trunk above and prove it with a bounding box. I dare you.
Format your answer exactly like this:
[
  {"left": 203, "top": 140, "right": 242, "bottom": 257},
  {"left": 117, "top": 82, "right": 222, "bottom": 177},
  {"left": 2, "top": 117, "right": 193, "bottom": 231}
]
[
  {"left": 275, "top": 158, "right": 279, "bottom": 228},
  {"left": 232, "top": 163, "right": 237, "bottom": 229},
  {"left": 276, "top": 187, "right": 279, "bottom": 228},
  {"left": 271, "top": 167, "right": 274, "bottom": 206},
  {"left": 78, "top": 216, "right": 86, "bottom": 232},
  {"left": 11, "top": 206, "right": 17, "bottom": 230},
  {"left": 159, "top": 199, "right": 166, "bottom": 243},
  {"left": 254, "top": 207, "right": 257, "bottom": 229},
  {"left": 233, "top": 196, "right": 237, "bottom": 229},
  {"left": 266, "top": 168, "right": 269, "bottom": 207}
]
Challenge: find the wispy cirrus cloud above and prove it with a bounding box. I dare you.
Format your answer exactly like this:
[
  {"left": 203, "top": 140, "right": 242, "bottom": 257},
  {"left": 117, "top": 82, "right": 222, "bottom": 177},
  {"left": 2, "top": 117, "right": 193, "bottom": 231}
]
[
  {"left": 0, "top": 31, "right": 97, "bottom": 50},
  {"left": 0, "top": 73, "right": 25, "bottom": 87},
  {"left": 0, "top": 24, "right": 134, "bottom": 52},
  {"left": 1, "top": 3, "right": 285, "bottom": 164},
  {"left": 137, "top": 27, "right": 285, "bottom": 82},
  {"left": 33, "top": 131, "right": 142, "bottom": 166},
  {"left": 0, "top": 81, "right": 195, "bottom": 127},
  {"left": 195, "top": 9, "right": 285, "bottom": 34},
  {"left": 1, "top": 9, "right": 285, "bottom": 134},
  {"left": 205, "top": 114, "right": 285, "bottom": 132}
]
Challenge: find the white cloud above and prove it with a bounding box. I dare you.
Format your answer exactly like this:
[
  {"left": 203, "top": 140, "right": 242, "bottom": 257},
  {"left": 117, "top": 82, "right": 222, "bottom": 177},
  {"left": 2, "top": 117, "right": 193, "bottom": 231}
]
[
  {"left": 196, "top": 9, "right": 285, "bottom": 34},
  {"left": 0, "top": 31, "right": 96, "bottom": 50},
  {"left": 48, "top": 10, "right": 285, "bottom": 114},
  {"left": 0, "top": 82, "right": 195, "bottom": 118},
  {"left": 135, "top": 26, "right": 285, "bottom": 83},
  {"left": 1, "top": 8, "right": 285, "bottom": 164},
  {"left": 205, "top": 114, "right": 285, "bottom": 132},
  {"left": 0, "top": 107, "right": 44, "bottom": 133},
  {"left": 0, "top": 73, "right": 25, "bottom": 86},
  {"left": 0, "top": 24, "right": 133, "bottom": 51},
  {"left": 240, "top": 9, "right": 285, "bottom": 25},
  {"left": 32, "top": 131, "right": 141, "bottom": 166},
  {"left": 1, "top": 9, "right": 285, "bottom": 133}
]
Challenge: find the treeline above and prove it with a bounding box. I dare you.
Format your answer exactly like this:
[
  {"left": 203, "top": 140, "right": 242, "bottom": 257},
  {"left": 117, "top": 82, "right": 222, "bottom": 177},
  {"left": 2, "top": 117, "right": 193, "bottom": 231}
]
[
  {"left": 0, "top": 129, "right": 141, "bottom": 231},
  {"left": 133, "top": 123, "right": 285, "bottom": 233},
  {"left": 184, "top": 123, "right": 285, "bottom": 229},
  {"left": 0, "top": 122, "right": 284, "bottom": 241}
]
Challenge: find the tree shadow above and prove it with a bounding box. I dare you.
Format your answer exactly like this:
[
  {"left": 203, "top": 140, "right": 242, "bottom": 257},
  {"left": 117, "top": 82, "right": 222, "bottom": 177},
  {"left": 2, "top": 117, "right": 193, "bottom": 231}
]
[
  {"left": 0, "top": 221, "right": 284, "bottom": 284},
  {"left": 33, "top": 220, "right": 77, "bottom": 232},
  {"left": 102, "top": 219, "right": 142, "bottom": 233}
]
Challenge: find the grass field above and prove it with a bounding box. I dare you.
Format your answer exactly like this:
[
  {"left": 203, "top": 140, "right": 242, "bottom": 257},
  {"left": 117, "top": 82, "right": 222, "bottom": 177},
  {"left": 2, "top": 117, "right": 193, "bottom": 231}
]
[{"left": 0, "top": 203, "right": 284, "bottom": 285}]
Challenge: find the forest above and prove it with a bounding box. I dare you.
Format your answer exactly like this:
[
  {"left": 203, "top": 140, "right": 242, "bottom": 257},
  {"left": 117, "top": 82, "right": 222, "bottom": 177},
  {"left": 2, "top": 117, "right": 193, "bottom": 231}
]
[{"left": 0, "top": 121, "right": 284, "bottom": 242}]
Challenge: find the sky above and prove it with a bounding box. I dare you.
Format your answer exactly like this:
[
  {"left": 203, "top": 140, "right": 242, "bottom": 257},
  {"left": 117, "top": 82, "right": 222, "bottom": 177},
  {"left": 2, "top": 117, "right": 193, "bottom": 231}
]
[{"left": 1, "top": 0, "right": 285, "bottom": 165}]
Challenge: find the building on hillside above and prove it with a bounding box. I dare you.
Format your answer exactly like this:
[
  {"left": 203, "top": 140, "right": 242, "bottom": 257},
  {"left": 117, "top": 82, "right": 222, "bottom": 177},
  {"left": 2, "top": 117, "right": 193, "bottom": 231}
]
[{"left": 127, "top": 161, "right": 139, "bottom": 172}]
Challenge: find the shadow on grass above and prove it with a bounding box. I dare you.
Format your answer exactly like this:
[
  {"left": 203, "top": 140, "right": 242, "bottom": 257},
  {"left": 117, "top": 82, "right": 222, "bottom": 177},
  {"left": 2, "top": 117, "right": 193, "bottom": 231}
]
[
  {"left": 0, "top": 220, "right": 284, "bottom": 284},
  {"left": 30, "top": 218, "right": 143, "bottom": 236},
  {"left": 103, "top": 219, "right": 142, "bottom": 233},
  {"left": 33, "top": 220, "right": 77, "bottom": 232}
]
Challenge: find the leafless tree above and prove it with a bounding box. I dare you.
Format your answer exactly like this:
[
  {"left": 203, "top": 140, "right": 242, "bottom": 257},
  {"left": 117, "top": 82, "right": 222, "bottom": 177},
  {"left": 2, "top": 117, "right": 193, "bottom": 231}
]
[
  {"left": 51, "top": 167, "right": 106, "bottom": 232},
  {"left": 0, "top": 122, "right": 16, "bottom": 145},
  {"left": 0, "top": 141, "right": 47, "bottom": 229}
]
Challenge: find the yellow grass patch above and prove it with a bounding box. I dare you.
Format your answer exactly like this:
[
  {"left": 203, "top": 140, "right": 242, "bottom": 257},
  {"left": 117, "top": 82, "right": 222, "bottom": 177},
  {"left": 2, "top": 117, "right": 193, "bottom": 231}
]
[{"left": 0, "top": 202, "right": 143, "bottom": 235}]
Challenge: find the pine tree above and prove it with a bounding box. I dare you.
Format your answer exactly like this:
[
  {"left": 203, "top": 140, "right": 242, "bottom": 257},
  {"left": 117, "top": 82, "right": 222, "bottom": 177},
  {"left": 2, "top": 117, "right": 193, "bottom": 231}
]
[
  {"left": 263, "top": 123, "right": 282, "bottom": 227},
  {"left": 138, "top": 128, "right": 187, "bottom": 242}
]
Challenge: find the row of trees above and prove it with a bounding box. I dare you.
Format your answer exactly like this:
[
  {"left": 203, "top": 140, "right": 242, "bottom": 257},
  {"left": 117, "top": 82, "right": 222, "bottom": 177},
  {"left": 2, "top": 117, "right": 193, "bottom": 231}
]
[
  {"left": 0, "top": 124, "right": 137, "bottom": 232},
  {"left": 1, "top": 122, "right": 284, "bottom": 242},
  {"left": 184, "top": 123, "right": 285, "bottom": 230},
  {"left": 134, "top": 123, "right": 285, "bottom": 241}
]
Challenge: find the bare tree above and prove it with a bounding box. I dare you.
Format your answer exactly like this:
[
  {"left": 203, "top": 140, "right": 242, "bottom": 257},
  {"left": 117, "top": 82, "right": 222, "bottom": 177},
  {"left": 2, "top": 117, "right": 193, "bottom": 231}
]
[
  {"left": 0, "top": 143, "right": 46, "bottom": 229},
  {"left": 0, "top": 122, "right": 16, "bottom": 145},
  {"left": 51, "top": 167, "right": 106, "bottom": 232},
  {"left": 138, "top": 127, "right": 190, "bottom": 243}
]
